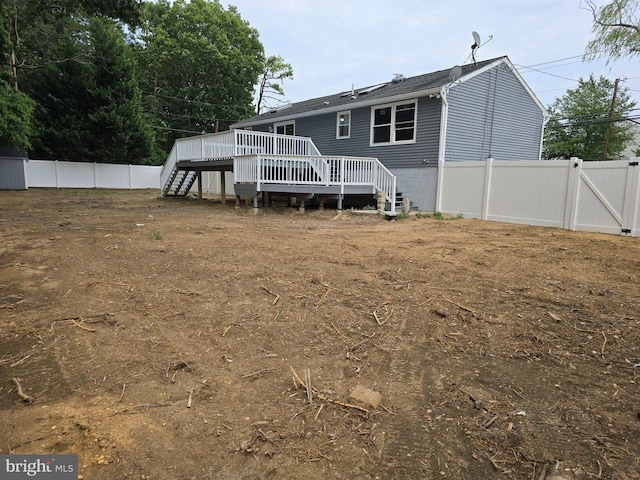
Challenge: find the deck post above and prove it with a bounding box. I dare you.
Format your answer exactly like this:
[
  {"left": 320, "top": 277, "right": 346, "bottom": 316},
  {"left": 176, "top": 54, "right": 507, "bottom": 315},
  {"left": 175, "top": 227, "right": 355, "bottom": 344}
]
[
  {"left": 337, "top": 194, "right": 343, "bottom": 211},
  {"left": 252, "top": 194, "right": 259, "bottom": 214},
  {"left": 235, "top": 195, "right": 241, "bottom": 209},
  {"left": 220, "top": 172, "right": 226, "bottom": 204},
  {"left": 299, "top": 198, "right": 305, "bottom": 213},
  {"left": 197, "top": 172, "right": 202, "bottom": 200}
]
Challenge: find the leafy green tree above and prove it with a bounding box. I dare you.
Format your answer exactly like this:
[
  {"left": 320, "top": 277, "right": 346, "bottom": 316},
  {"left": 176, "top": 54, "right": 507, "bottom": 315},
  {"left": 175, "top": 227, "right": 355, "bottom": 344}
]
[
  {"left": 0, "top": 1, "right": 34, "bottom": 150},
  {"left": 136, "top": 0, "right": 265, "bottom": 151},
  {"left": 583, "top": 0, "right": 640, "bottom": 62},
  {"left": 543, "top": 75, "right": 636, "bottom": 160},
  {"left": 256, "top": 55, "right": 293, "bottom": 115}
]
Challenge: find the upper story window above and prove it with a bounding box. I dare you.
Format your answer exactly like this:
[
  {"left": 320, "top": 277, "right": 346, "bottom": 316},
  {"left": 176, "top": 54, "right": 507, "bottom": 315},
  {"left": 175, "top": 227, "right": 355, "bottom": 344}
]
[
  {"left": 371, "top": 100, "right": 417, "bottom": 145},
  {"left": 274, "top": 121, "right": 294, "bottom": 135},
  {"left": 337, "top": 111, "right": 351, "bottom": 139}
]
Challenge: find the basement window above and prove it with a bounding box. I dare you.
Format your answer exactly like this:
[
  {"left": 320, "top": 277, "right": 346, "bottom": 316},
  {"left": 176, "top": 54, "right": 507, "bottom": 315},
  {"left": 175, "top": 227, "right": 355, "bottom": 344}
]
[{"left": 371, "top": 100, "right": 417, "bottom": 145}]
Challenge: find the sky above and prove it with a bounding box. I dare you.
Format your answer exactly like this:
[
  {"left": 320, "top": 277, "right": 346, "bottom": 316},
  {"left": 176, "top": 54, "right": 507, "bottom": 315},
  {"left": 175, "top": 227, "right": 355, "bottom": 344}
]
[{"left": 224, "top": 0, "right": 640, "bottom": 111}]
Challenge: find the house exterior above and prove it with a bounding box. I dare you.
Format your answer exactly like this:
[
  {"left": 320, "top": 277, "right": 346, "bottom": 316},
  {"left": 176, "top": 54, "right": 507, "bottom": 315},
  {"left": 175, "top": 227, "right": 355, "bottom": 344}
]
[{"left": 232, "top": 56, "right": 548, "bottom": 211}]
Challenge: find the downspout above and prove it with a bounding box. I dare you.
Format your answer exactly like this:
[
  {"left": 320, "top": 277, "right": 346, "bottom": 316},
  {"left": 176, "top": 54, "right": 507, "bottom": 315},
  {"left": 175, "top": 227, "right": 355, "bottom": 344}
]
[
  {"left": 538, "top": 112, "right": 551, "bottom": 160},
  {"left": 435, "top": 85, "right": 450, "bottom": 213}
]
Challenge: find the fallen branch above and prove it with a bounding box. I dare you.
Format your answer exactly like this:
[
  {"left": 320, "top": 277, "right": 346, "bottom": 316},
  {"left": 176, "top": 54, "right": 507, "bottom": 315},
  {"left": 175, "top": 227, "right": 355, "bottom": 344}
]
[
  {"left": 260, "top": 285, "right": 280, "bottom": 305},
  {"left": 600, "top": 332, "right": 607, "bottom": 359},
  {"left": 11, "top": 377, "right": 33, "bottom": 404},
  {"left": 289, "top": 366, "right": 368, "bottom": 414},
  {"left": 72, "top": 319, "right": 96, "bottom": 332}
]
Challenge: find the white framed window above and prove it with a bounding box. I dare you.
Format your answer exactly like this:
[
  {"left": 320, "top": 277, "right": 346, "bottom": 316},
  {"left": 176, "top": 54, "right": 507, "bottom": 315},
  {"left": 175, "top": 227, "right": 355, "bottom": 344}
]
[
  {"left": 336, "top": 111, "right": 351, "bottom": 139},
  {"left": 370, "top": 100, "right": 417, "bottom": 145},
  {"left": 274, "top": 121, "right": 295, "bottom": 135}
]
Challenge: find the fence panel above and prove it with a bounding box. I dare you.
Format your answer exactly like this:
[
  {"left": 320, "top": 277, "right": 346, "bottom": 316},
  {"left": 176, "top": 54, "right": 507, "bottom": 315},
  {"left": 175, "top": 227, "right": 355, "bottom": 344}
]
[
  {"left": 26, "top": 160, "right": 161, "bottom": 189},
  {"left": 438, "top": 158, "right": 640, "bottom": 237}
]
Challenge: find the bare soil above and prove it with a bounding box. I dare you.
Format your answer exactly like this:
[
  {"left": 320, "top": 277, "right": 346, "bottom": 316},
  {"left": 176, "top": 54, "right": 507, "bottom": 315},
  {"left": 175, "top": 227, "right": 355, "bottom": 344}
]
[{"left": 1, "top": 188, "right": 640, "bottom": 480}]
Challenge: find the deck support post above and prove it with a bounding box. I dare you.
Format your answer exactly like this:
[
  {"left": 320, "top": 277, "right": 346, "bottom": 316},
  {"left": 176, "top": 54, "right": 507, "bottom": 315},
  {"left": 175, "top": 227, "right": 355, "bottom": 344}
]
[
  {"left": 197, "top": 172, "right": 203, "bottom": 200},
  {"left": 235, "top": 195, "right": 241, "bottom": 209},
  {"left": 377, "top": 191, "right": 385, "bottom": 213},
  {"left": 299, "top": 198, "right": 305, "bottom": 213},
  {"left": 220, "top": 172, "right": 226, "bottom": 204},
  {"left": 337, "top": 194, "right": 343, "bottom": 211},
  {"left": 252, "top": 194, "right": 259, "bottom": 214}
]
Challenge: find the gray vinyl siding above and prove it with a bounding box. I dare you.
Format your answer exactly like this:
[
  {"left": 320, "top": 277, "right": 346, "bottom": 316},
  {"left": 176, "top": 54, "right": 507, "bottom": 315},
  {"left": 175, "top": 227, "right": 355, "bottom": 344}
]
[
  {"left": 0, "top": 157, "right": 27, "bottom": 190},
  {"left": 246, "top": 97, "right": 442, "bottom": 169},
  {"left": 444, "top": 63, "right": 544, "bottom": 161}
]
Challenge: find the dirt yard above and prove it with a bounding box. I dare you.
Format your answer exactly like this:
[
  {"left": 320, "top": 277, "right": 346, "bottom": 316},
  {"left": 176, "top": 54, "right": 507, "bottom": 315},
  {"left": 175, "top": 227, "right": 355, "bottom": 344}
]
[{"left": 1, "top": 188, "right": 639, "bottom": 480}]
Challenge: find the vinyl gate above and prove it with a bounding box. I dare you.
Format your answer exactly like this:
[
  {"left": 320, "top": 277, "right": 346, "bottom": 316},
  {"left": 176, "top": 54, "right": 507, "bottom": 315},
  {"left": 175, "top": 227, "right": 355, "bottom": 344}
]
[{"left": 437, "top": 158, "right": 640, "bottom": 237}]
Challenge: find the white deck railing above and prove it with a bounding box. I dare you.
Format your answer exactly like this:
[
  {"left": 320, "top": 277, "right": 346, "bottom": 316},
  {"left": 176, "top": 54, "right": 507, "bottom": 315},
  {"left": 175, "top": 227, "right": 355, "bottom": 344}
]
[
  {"left": 161, "top": 130, "right": 321, "bottom": 193},
  {"left": 234, "top": 154, "right": 396, "bottom": 211},
  {"left": 162, "top": 130, "right": 395, "bottom": 210}
]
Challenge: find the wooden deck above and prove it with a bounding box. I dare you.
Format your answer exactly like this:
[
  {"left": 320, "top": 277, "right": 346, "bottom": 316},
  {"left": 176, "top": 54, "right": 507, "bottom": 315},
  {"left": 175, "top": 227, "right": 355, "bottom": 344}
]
[{"left": 161, "top": 130, "right": 396, "bottom": 211}]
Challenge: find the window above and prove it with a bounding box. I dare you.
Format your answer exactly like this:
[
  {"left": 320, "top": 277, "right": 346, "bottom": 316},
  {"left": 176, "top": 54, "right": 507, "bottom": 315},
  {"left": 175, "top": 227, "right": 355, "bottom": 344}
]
[
  {"left": 337, "top": 111, "right": 351, "bottom": 139},
  {"left": 371, "top": 100, "right": 417, "bottom": 145},
  {"left": 274, "top": 121, "right": 294, "bottom": 135}
]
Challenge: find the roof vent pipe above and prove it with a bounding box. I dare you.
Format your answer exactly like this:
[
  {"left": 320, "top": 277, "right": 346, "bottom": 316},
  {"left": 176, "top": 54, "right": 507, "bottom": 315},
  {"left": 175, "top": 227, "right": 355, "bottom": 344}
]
[{"left": 392, "top": 74, "right": 405, "bottom": 83}]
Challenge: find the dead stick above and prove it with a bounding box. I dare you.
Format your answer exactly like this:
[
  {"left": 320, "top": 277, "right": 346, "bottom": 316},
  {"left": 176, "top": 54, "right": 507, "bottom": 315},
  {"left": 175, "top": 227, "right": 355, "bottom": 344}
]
[
  {"left": 260, "top": 285, "right": 280, "bottom": 305},
  {"left": 484, "top": 414, "right": 499, "bottom": 428},
  {"left": 315, "top": 290, "right": 330, "bottom": 306},
  {"left": 305, "top": 368, "right": 313, "bottom": 405},
  {"left": 349, "top": 334, "right": 375, "bottom": 352},
  {"left": 486, "top": 452, "right": 502, "bottom": 471},
  {"left": 10, "top": 377, "right": 33, "bottom": 404},
  {"left": 314, "top": 403, "right": 324, "bottom": 421},
  {"left": 442, "top": 295, "right": 477, "bottom": 314},
  {"left": 600, "top": 332, "right": 607, "bottom": 358},
  {"left": 187, "top": 389, "right": 193, "bottom": 408},
  {"left": 118, "top": 383, "right": 126, "bottom": 402},
  {"left": 289, "top": 366, "right": 368, "bottom": 414},
  {"left": 72, "top": 319, "right": 96, "bottom": 332}
]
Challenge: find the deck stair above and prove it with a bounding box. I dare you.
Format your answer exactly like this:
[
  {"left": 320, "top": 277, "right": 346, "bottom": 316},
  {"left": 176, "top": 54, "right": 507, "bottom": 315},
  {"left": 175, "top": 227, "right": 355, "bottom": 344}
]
[
  {"left": 161, "top": 130, "right": 397, "bottom": 212},
  {"left": 165, "top": 169, "right": 198, "bottom": 196}
]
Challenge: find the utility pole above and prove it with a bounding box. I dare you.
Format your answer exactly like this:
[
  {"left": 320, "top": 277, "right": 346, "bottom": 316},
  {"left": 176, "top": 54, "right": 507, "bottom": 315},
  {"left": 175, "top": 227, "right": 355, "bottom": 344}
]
[{"left": 602, "top": 78, "right": 620, "bottom": 161}]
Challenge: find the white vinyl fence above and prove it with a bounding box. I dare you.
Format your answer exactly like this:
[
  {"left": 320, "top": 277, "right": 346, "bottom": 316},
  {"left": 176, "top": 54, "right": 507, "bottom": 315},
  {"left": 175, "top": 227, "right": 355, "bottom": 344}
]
[
  {"left": 437, "top": 158, "right": 640, "bottom": 237},
  {"left": 25, "top": 159, "right": 233, "bottom": 194},
  {"left": 26, "top": 159, "right": 161, "bottom": 189}
]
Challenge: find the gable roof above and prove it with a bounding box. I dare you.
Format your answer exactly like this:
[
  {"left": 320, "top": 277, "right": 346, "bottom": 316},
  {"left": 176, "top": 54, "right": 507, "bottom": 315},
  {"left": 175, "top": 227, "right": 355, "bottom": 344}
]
[{"left": 233, "top": 56, "right": 523, "bottom": 128}]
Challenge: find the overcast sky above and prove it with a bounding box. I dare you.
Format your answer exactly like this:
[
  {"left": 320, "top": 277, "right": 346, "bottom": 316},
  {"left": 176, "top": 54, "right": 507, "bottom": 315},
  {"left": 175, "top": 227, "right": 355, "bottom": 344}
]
[{"left": 225, "top": 0, "right": 640, "bottom": 111}]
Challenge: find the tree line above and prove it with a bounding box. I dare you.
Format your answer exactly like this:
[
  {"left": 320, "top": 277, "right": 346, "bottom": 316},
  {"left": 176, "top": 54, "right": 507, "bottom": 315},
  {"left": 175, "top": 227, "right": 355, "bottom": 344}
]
[
  {"left": 0, "top": 0, "right": 292, "bottom": 165},
  {"left": 2, "top": 0, "right": 640, "bottom": 164}
]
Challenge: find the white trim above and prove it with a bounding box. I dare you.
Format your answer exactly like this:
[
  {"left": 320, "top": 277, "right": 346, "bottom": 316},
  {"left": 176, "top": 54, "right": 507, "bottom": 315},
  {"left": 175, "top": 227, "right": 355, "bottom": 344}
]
[
  {"left": 274, "top": 120, "right": 295, "bottom": 135},
  {"left": 369, "top": 99, "right": 418, "bottom": 146},
  {"left": 336, "top": 110, "right": 351, "bottom": 139}
]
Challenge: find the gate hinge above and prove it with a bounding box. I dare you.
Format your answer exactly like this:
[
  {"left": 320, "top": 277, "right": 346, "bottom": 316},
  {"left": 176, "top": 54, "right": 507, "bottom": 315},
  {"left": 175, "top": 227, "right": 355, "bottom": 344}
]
[
  {"left": 630, "top": 161, "right": 639, "bottom": 167},
  {"left": 622, "top": 228, "right": 632, "bottom": 234}
]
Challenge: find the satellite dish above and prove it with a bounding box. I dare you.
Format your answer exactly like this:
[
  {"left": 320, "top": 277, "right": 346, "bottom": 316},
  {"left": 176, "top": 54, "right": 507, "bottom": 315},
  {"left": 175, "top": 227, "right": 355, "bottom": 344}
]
[
  {"left": 472, "top": 31, "right": 481, "bottom": 49},
  {"left": 449, "top": 65, "right": 463, "bottom": 83},
  {"left": 471, "top": 31, "right": 481, "bottom": 65}
]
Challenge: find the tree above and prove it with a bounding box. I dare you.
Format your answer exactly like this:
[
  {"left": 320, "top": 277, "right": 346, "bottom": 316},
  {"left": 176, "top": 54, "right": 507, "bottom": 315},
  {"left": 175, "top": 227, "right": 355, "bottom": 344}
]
[
  {"left": 583, "top": 0, "right": 640, "bottom": 62},
  {"left": 23, "top": 17, "right": 155, "bottom": 163},
  {"left": 256, "top": 55, "right": 293, "bottom": 115},
  {"left": 0, "top": 1, "right": 34, "bottom": 150},
  {"left": 543, "top": 75, "right": 636, "bottom": 160},
  {"left": 135, "top": 0, "right": 265, "bottom": 151}
]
